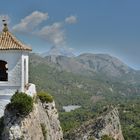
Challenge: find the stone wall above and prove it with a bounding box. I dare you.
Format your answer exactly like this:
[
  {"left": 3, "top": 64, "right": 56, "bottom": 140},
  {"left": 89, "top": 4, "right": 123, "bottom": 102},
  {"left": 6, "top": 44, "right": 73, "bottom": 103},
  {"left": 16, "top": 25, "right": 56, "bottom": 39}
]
[{"left": 2, "top": 100, "right": 63, "bottom": 140}]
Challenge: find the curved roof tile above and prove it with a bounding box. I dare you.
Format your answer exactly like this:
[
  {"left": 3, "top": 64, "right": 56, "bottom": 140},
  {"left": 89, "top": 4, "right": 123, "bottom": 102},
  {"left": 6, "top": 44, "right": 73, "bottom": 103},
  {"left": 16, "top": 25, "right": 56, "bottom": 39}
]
[{"left": 0, "top": 29, "right": 32, "bottom": 51}]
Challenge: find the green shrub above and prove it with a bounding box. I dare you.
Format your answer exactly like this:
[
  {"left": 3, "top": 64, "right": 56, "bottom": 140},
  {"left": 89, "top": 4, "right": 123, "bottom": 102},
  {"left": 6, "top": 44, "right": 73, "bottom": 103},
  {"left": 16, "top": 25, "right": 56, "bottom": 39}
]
[
  {"left": 0, "top": 116, "right": 4, "bottom": 139},
  {"left": 88, "top": 137, "right": 95, "bottom": 140},
  {"left": 6, "top": 93, "right": 33, "bottom": 116},
  {"left": 40, "top": 123, "right": 47, "bottom": 140},
  {"left": 37, "top": 92, "right": 53, "bottom": 103},
  {"left": 101, "top": 135, "right": 115, "bottom": 140}
]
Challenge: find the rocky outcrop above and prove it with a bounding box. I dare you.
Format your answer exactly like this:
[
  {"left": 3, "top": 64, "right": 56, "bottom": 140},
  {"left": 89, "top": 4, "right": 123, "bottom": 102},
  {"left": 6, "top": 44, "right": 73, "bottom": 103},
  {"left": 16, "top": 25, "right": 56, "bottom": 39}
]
[
  {"left": 64, "top": 107, "right": 124, "bottom": 140},
  {"left": 2, "top": 100, "right": 63, "bottom": 140}
]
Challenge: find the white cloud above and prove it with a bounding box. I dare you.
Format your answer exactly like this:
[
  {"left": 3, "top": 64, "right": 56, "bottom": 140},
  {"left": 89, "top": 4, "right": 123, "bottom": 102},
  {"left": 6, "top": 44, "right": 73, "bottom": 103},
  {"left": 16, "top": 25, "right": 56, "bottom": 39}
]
[
  {"left": 37, "top": 22, "right": 66, "bottom": 46},
  {"left": 12, "top": 11, "right": 48, "bottom": 33},
  {"left": 37, "top": 16, "right": 78, "bottom": 46},
  {"left": 65, "top": 15, "right": 77, "bottom": 24},
  {"left": 11, "top": 11, "right": 77, "bottom": 47}
]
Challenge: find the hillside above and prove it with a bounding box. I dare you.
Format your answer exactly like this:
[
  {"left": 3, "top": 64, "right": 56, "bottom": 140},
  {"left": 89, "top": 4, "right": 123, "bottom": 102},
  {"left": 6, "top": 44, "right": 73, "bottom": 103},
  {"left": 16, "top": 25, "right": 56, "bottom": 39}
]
[
  {"left": 64, "top": 107, "right": 124, "bottom": 140},
  {"left": 29, "top": 53, "right": 140, "bottom": 140},
  {"left": 30, "top": 53, "right": 140, "bottom": 99}
]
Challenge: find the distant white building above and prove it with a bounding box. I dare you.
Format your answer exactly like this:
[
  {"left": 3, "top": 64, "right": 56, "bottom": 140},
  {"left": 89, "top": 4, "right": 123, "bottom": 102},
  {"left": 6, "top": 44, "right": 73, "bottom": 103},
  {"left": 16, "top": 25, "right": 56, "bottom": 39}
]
[{"left": 0, "top": 22, "right": 32, "bottom": 116}]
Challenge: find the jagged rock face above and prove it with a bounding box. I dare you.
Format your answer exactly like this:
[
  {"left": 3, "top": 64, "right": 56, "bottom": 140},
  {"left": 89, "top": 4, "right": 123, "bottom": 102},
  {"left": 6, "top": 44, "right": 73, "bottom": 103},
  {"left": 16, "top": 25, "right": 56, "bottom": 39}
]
[
  {"left": 2, "top": 100, "right": 63, "bottom": 140},
  {"left": 65, "top": 108, "right": 124, "bottom": 140}
]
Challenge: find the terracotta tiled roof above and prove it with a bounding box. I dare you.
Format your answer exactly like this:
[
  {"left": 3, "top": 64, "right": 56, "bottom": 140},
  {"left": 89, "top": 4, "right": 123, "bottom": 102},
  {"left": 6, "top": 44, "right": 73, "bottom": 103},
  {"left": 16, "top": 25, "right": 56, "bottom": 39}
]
[{"left": 0, "top": 29, "right": 32, "bottom": 51}]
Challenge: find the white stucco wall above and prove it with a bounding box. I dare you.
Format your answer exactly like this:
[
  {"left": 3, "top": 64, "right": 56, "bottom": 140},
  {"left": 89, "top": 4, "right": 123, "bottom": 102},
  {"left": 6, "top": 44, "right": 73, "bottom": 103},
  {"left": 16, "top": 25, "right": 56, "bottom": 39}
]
[
  {"left": 21, "top": 53, "right": 29, "bottom": 92},
  {"left": 0, "top": 51, "right": 21, "bottom": 86},
  {"left": 0, "top": 50, "right": 30, "bottom": 117},
  {"left": 0, "top": 50, "right": 29, "bottom": 89}
]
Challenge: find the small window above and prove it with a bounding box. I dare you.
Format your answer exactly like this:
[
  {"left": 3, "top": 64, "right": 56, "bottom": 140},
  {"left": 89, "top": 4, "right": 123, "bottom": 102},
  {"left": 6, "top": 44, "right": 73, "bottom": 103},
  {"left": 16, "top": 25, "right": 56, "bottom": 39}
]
[{"left": 0, "top": 60, "right": 8, "bottom": 81}]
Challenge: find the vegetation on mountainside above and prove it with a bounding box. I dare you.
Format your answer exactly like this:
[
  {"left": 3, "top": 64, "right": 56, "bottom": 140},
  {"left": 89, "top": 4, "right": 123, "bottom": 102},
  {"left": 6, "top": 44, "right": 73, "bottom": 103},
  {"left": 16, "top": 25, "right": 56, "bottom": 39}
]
[
  {"left": 88, "top": 138, "right": 95, "bottom": 140},
  {"left": 6, "top": 93, "right": 33, "bottom": 116},
  {"left": 101, "top": 135, "right": 115, "bottom": 140},
  {"left": 119, "top": 99, "right": 140, "bottom": 140},
  {"left": 60, "top": 108, "right": 95, "bottom": 132},
  {"left": 0, "top": 116, "right": 4, "bottom": 139},
  {"left": 40, "top": 123, "right": 47, "bottom": 140},
  {"left": 37, "top": 92, "right": 53, "bottom": 103},
  {"left": 29, "top": 54, "right": 140, "bottom": 140}
]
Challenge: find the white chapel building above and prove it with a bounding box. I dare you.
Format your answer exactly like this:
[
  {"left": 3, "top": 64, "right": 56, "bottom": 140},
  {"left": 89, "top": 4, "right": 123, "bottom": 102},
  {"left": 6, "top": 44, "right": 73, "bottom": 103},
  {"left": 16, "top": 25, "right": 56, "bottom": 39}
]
[{"left": 0, "top": 23, "right": 32, "bottom": 116}]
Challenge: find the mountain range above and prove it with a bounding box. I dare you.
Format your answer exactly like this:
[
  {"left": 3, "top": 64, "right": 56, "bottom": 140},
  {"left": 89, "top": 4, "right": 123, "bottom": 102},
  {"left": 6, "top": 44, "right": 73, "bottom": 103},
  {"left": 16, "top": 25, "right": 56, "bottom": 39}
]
[
  {"left": 45, "top": 53, "right": 132, "bottom": 78},
  {"left": 41, "top": 46, "right": 140, "bottom": 80},
  {"left": 29, "top": 52, "right": 140, "bottom": 99},
  {"left": 29, "top": 51, "right": 140, "bottom": 139}
]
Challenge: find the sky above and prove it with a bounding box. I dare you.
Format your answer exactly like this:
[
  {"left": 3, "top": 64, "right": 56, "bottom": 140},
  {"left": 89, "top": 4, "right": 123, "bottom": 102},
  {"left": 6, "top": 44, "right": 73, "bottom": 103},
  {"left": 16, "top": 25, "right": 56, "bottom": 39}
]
[{"left": 0, "top": 0, "right": 140, "bottom": 69}]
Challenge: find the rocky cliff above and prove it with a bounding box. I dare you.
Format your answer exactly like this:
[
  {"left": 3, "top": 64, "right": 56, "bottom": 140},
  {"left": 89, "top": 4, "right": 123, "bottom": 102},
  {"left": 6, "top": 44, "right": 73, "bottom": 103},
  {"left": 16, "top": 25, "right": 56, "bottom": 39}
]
[
  {"left": 2, "top": 99, "right": 63, "bottom": 140},
  {"left": 64, "top": 107, "right": 124, "bottom": 140}
]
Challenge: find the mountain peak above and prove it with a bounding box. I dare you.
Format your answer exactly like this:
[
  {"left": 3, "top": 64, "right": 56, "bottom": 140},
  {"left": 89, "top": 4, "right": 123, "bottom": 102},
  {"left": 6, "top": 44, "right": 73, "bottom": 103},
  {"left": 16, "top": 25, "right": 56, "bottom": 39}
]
[{"left": 42, "top": 46, "right": 75, "bottom": 57}]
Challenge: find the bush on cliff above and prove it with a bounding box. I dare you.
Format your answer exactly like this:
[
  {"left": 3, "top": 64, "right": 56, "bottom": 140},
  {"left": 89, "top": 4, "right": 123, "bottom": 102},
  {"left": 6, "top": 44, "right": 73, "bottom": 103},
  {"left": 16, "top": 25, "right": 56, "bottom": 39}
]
[
  {"left": 6, "top": 93, "right": 33, "bottom": 116},
  {"left": 0, "top": 116, "right": 4, "bottom": 139},
  {"left": 101, "top": 135, "right": 115, "bottom": 140},
  {"left": 37, "top": 92, "right": 53, "bottom": 103}
]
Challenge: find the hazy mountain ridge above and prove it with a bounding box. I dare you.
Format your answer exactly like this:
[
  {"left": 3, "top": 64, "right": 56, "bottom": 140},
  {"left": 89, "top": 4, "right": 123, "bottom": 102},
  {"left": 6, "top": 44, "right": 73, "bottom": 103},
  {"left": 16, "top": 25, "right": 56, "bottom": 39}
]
[
  {"left": 42, "top": 46, "right": 75, "bottom": 57},
  {"left": 77, "top": 53, "right": 133, "bottom": 77},
  {"left": 41, "top": 46, "right": 136, "bottom": 79},
  {"left": 44, "top": 53, "right": 136, "bottom": 81}
]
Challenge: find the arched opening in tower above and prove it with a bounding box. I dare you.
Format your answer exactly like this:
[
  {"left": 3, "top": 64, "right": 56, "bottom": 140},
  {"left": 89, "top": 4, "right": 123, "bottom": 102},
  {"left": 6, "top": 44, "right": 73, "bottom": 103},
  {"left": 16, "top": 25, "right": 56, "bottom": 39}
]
[{"left": 0, "top": 60, "right": 8, "bottom": 81}]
